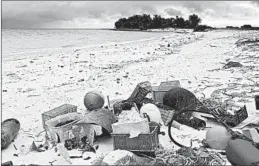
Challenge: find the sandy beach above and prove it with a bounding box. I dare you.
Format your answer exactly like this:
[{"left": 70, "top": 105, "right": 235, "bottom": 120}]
[{"left": 2, "top": 29, "right": 259, "bottom": 165}]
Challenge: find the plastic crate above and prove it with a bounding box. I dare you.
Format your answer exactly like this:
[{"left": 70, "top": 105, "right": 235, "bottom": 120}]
[
  {"left": 128, "top": 81, "right": 152, "bottom": 103},
  {"left": 159, "top": 108, "right": 175, "bottom": 126},
  {"left": 152, "top": 81, "right": 180, "bottom": 103},
  {"left": 111, "top": 126, "right": 159, "bottom": 152},
  {"left": 42, "top": 104, "right": 77, "bottom": 130},
  {"left": 45, "top": 112, "right": 81, "bottom": 143}
]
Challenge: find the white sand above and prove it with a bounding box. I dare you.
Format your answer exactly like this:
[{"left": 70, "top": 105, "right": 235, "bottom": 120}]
[{"left": 2, "top": 29, "right": 259, "bottom": 165}]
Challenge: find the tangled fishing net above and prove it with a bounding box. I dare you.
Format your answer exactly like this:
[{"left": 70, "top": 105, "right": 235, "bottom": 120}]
[{"left": 155, "top": 145, "right": 226, "bottom": 166}]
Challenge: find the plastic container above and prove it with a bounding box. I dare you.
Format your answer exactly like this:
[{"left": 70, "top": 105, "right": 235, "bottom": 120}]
[
  {"left": 42, "top": 104, "right": 77, "bottom": 130},
  {"left": 112, "top": 119, "right": 150, "bottom": 135},
  {"left": 1, "top": 119, "right": 20, "bottom": 149},
  {"left": 45, "top": 112, "right": 82, "bottom": 143},
  {"left": 159, "top": 108, "right": 175, "bottom": 126},
  {"left": 1, "top": 161, "right": 13, "bottom": 166},
  {"left": 152, "top": 81, "right": 180, "bottom": 103},
  {"left": 111, "top": 126, "right": 159, "bottom": 152},
  {"left": 255, "top": 95, "right": 259, "bottom": 110}
]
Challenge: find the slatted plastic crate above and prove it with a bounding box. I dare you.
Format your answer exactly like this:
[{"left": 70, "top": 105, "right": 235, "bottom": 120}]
[
  {"left": 42, "top": 104, "right": 77, "bottom": 130},
  {"left": 152, "top": 81, "right": 180, "bottom": 103},
  {"left": 160, "top": 108, "right": 175, "bottom": 126},
  {"left": 111, "top": 126, "right": 159, "bottom": 152}
]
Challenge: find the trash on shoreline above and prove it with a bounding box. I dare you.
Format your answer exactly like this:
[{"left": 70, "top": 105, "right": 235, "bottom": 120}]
[
  {"left": 205, "top": 126, "right": 232, "bottom": 150},
  {"left": 84, "top": 90, "right": 105, "bottom": 111},
  {"left": 76, "top": 108, "right": 116, "bottom": 134},
  {"left": 45, "top": 112, "right": 82, "bottom": 143},
  {"left": 1, "top": 118, "right": 20, "bottom": 149},
  {"left": 152, "top": 81, "right": 181, "bottom": 103},
  {"left": 97, "top": 149, "right": 155, "bottom": 165},
  {"left": 1, "top": 161, "right": 13, "bottom": 166},
  {"left": 112, "top": 126, "right": 159, "bottom": 152},
  {"left": 30, "top": 141, "right": 45, "bottom": 152},
  {"left": 4, "top": 80, "right": 259, "bottom": 165},
  {"left": 255, "top": 95, "right": 259, "bottom": 110},
  {"left": 140, "top": 103, "right": 163, "bottom": 124},
  {"left": 223, "top": 61, "right": 243, "bottom": 69},
  {"left": 226, "top": 139, "right": 259, "bottom": 166},
  {"left": 242, "top": 128, "right": 259, "bottom": 143},
  {"left": 56, "top": 143, "right": 72, "bottom": 164},
  {"left": 155, "top": 145, "right": 226, "bottom": 166},
  {"left": 127, "top": 81, "right": 152, "bottom": 104},
  {"left": 42, "top": 104, "right": 77, "bottom": 130}
]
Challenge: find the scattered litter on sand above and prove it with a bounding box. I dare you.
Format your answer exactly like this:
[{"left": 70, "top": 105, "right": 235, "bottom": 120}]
[{"left": 2, "top": 30, "right": 259, "bottom": 165}]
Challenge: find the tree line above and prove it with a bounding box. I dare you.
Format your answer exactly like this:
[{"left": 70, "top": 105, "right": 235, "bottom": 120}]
[
  {"left": 226, "top": 25, "right": 259, "bottom": 30},
  {"left": 114, "top": 14, "right": 203, "bottom": 30}
]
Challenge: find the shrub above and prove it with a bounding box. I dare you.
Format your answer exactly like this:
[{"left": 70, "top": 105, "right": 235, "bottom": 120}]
[
  {"left": 241, "top": 25, "right": 252, "bottom": 29},
  {"left": 193, "top": 25, "right": 212, "bottom": 32}
]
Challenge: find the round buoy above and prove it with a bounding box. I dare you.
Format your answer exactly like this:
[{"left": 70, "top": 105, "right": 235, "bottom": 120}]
[
  {"left": 84, "top": 90, "right": 105, "bottom": 111},
  {"left": 140, "top": 103, "right": 163, "bottom": 124},
  {"left": 206, "top": 126, "right": 232, "bottom": 150}
]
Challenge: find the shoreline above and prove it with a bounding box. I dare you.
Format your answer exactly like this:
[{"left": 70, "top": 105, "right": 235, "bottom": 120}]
[{"left": 2, "top": 30, "right": 193, "bottom": 62}]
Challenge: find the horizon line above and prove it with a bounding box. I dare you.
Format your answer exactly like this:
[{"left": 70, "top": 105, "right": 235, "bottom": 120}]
[{"left": 2, "top": 28, "right": 115, "bottom": 30}]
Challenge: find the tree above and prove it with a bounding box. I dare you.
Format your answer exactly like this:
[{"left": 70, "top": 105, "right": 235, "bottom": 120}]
[
  {"left": 188, "top": 14, "right": 201, "bottom": 28},
  {"left": 241, "top": 24, "right": 252, "bottom": 29},
  {"left": 185, "top": 20, "right": 191, "bottom": 28},
  {"left": 141, "top": 14, "right": 152, "bottom": 29},
  {"left": 114, "top": 13, "right": 206, "bottom": 30},
  {"left": 174, "top": 16, "right": 186, "bottom": 28}
]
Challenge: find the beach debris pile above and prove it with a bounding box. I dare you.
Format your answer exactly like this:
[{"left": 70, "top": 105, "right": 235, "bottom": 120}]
[
  {"left": 155, "top": 145, "right": 226, "bottom": 166},
  {"left": 92, "top": 149, "right": 156, "bottom": 165},
  {"left": 2, "top": 80, "right": 259, "bottom": 165}
]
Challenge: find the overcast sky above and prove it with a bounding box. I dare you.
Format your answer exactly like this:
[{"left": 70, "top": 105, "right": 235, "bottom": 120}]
[{"left": 2, "top": 1, "right": 259, "bottom": 29}]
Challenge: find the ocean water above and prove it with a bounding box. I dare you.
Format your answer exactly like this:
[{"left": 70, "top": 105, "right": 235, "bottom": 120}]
[{"left": 2, "top": 29, "right": 176, "bottom": 59}]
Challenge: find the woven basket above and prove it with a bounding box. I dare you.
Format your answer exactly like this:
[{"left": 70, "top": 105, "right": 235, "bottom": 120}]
[
  {"left": 45, "top": 112, "right": 82, "bottom": 143},
  {"left": 111, "top": 126, "right": 159, "bottom": 152}
]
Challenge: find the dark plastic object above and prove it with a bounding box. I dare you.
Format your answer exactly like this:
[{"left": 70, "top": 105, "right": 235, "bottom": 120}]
[
  {"left": 226, "top": 139, "right": 259, "bottom": 166},
  {"left": 1, "top": 161, "right": 13, "bottom": 166},
  {"left": 1, "top": 119, "right": 20, "bottom": 149},
  {"left": 255, "top": 95, "right": 259, "bottom": 110},
  {"left": 163, "top": 87, "right": 198, "bottom": 111}
]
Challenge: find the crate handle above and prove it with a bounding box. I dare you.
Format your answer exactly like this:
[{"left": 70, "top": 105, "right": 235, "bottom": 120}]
[
  {"left": 49, "top": 131, "right": 61, "bottom": 143},
  {"left": 143, "top": 113, "right": 150, "bottom": 122}
]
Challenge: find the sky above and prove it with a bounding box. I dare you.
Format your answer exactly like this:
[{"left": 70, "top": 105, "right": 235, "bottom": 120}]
[{"left": 2, "top": 1, "right": 259, "bottom": 29}]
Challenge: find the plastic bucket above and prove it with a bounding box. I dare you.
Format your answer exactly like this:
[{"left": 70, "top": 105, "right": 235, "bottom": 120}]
[{"left": 45, "top": 112, "right": 82, "bottom": 143}]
